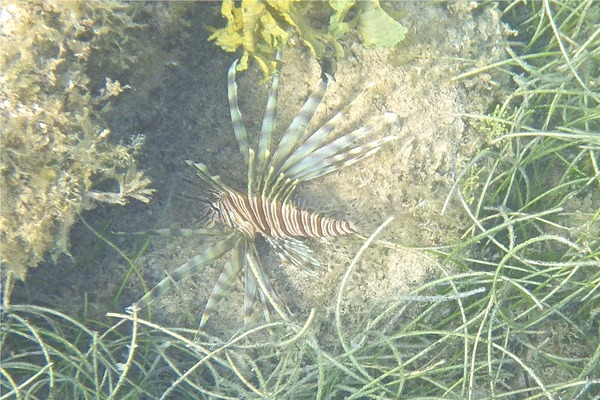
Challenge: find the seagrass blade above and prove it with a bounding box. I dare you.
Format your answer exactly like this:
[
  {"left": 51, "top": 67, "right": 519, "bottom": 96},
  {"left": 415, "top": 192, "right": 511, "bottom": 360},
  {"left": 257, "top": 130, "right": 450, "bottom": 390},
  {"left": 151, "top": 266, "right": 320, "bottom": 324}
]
[{"left": 135, "top": 231, "right": 242, "bottom": 309}]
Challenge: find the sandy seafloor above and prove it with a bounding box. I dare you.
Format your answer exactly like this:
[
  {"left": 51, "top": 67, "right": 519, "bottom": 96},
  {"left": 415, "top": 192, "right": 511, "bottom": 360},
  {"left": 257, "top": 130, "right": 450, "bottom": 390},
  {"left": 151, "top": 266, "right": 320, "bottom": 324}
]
[{"left": 15, "top": 2, "right": 513, "bottom": 341}]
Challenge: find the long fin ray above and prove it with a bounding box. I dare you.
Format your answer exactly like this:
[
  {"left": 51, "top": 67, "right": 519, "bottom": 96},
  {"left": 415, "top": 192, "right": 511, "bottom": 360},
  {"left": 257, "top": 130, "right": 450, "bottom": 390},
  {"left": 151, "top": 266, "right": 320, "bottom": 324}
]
[
  {"left": 228, "top": 59, "right": 250, "bottom": 166},
  {"left": 135, "top": 231, "right": 241, "bottom": 309},
  {"left": 267, "top": 79, "right": 329, "bottom": 180},
  {"left": 284, "top": 113, "right": 397, "bottom": 181},
  {"left": 199, "top": 238, "right": 244, "bottom": 328},
  {"left": 243, "top": 244, "right": 257, "bottom": 325},
  {"left": 246, "top": 245, "right": 291, "bottom": 322},
  {"left": 113, "top": 228, "right": 223, "bottom": 237},
  {"left": 278, "top": 82, "right": 375, "bottom": 174},
  {"left": 256, "top": 71, "right": 279, "bottom": 189},
  {"left": 294, "top": 136, "right": 398, "bottom": 182}
]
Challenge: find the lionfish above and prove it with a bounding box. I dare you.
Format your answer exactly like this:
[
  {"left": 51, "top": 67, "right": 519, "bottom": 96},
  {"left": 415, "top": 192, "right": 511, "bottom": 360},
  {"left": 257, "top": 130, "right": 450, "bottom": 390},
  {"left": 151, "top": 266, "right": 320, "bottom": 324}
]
[{"left": 131, "top": 58, "right": 397, "bottom": 329}]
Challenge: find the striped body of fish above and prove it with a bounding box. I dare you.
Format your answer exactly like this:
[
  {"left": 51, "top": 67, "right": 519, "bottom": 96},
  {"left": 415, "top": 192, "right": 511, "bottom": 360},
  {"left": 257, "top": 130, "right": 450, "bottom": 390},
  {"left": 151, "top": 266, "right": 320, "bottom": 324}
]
[
  {"left": 215, "top": 190, "right": 357, "bottom": 239},
  {"left": 130, "top": 57, "right": 398, "bottom": 330}
]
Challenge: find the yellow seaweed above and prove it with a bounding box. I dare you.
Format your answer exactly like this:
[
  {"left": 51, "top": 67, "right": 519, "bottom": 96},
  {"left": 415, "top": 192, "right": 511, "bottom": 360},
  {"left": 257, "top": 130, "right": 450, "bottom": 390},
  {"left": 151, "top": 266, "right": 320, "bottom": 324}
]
[
  {"left": 358, "top": 1, "right": 407, "bottom": 48},
  {"left": 208, "top": 0, "right": 291, "bottom": 77},
  {"left": 208, "top": 0, "right": 407, "bottom": 79}
]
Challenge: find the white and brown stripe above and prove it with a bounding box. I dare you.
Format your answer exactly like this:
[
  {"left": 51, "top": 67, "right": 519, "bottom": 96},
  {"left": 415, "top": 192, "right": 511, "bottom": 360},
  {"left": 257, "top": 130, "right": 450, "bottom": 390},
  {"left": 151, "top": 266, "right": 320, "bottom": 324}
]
[{"left": 216, "top": 190, "right": 357, "bottom": 239}]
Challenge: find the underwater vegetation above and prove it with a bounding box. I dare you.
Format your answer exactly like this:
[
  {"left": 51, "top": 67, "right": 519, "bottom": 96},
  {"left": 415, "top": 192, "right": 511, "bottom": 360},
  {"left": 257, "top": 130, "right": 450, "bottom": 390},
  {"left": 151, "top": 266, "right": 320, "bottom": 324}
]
[
  {"left": 0, "top": 0, "right": 154, "bottom": 279},
  {"left": 208, "top": 0, "right": 407, "bottom": 78},
  {"left": 2, "top": 1, "right": 598, "bottom": 399},
  {"left": 127, "top": 57, "right": 398, "bottom": 330}
]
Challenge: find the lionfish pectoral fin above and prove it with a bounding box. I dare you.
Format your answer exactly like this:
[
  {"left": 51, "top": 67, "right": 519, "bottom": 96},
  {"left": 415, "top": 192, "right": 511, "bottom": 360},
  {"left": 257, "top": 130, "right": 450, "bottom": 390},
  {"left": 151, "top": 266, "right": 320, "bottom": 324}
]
[
  {"left": 278, "top": 81, "right": 376, "bottom": 175},
  {"left": 246, "top": 245, "right": 292, "bottom": 322},
  {"left": 296, "top": 135, "right": 398, "bottom": 182},
  {"left": 256, "top": 70, "right": 279, "bottom": 181},
  {"left": 243, "top": 252, "right": 258, "bottom": 325},
  {"left": 283, "top": 113, "right": 398, "bottom": 182},
  {"left": 266, "top": 236, "right": 319, "bottom": 276},
  {"left": 198, "top": 239, "right": 245, "bottom": 329},
  {"left": 112, "top": 227, "right": 223, "bottom": 237},
  {"left": 267, "top": 78, "right": 329, "bottom": 178},
  {"left": 228, "top": 59, "right": 250, "bottom": 166},
  {"left": 134, "top": 231, "right": 241, "bottom": 310}
]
